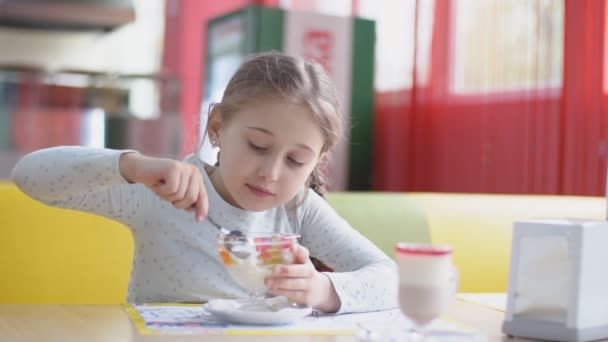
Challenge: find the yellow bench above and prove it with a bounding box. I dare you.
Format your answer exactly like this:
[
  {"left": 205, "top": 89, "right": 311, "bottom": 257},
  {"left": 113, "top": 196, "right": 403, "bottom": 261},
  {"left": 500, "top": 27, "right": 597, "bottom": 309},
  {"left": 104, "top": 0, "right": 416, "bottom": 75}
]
[
  {"left": 407, "top": 193, "right": 604, "bottom": 292},
  {"left": 1, "top": 181, "right": 604, "bottom": 303},
  {"left": 0, "top": 182, "right": 133, "bottom": 304}
]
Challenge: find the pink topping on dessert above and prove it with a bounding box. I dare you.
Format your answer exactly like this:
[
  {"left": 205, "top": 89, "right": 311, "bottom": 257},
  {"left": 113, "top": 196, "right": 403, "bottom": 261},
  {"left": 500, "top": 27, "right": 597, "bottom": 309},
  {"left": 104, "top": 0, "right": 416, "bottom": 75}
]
[{"left": 395, "top": 243, "right": 452, "bottom": 256}]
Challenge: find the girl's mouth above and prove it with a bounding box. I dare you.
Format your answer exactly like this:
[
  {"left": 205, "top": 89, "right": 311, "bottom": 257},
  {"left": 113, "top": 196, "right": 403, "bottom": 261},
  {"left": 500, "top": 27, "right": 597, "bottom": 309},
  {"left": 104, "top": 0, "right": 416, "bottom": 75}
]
[{"left": 246, "top": 184, "right": 274, "bottom": 197}]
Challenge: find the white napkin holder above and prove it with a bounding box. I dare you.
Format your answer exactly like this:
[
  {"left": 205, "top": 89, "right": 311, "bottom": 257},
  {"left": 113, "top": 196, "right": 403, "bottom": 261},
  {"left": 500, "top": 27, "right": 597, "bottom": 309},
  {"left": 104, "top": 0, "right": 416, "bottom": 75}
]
[{"left": 502, "top": 219, "right": 608, "bottom": 342}]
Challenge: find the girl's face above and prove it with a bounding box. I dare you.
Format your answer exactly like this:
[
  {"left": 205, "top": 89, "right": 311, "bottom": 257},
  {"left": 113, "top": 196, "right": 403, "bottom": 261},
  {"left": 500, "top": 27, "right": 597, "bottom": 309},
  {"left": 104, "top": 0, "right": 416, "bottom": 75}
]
[{"left": 209, "top": 99, "right": 325, "bottom": 211}]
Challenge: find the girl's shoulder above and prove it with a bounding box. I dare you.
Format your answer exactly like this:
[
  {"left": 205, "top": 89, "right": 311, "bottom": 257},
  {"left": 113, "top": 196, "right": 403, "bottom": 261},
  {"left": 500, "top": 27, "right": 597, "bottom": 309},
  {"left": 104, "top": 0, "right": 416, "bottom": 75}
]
[
  {"left": 182, "top": 153, "right": 205, "bottom": 167},
  {"left": 285, "top": 186, "right": 329, "bottom": 218}
]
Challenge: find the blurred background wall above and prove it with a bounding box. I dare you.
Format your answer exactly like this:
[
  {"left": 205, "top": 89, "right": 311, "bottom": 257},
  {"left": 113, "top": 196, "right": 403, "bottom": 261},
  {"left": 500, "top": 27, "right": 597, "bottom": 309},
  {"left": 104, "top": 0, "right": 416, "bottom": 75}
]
[
  {"left": 1, "top": 0, "right": 607, "bottom": 196},
  {"left": 0, "top": 0, "right": 179, "bottom": 177}
]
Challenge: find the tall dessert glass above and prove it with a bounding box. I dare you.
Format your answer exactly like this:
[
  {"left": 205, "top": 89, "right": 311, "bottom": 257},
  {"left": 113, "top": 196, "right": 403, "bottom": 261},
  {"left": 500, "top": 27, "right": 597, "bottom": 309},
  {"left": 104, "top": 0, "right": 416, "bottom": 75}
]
[
  {"left": 395, "top": 243, "right": 458, "bottom": 340},
  {"left": 218, "top": 232, "right": 299, "bottom": 298}
]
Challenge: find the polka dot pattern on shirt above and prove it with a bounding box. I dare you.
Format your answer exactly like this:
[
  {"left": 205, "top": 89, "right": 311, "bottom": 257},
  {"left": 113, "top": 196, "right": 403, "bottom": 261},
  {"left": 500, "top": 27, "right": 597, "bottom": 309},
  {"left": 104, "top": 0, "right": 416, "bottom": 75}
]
[{"left": 11, "top": 147, "right": 398, "bottom": 313}]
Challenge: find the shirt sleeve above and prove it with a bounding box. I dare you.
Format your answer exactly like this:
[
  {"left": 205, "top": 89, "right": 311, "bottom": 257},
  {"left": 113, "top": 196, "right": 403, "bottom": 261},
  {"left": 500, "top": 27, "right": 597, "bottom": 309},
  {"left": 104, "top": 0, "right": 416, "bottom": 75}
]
[
  {"left": 10, "top": 146, "right": 154, "bottom": 227},
  {"left": 297, "top": 190, "right": 399, "bottom": 313}
]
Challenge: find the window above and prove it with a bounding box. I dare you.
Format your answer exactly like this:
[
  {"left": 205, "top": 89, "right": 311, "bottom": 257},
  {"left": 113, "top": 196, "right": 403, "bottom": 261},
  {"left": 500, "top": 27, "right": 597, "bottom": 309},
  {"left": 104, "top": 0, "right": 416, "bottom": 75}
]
[
  {"left": 359, "top": 0, "right": 434, "bottom": 91},
  {"left": 451, "top": 0, "right": 564, "bottom": 94}
]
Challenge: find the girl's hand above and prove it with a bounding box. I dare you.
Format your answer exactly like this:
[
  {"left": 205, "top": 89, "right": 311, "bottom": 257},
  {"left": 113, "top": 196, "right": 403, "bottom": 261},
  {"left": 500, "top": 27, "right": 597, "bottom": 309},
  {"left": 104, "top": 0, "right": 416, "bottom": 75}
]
[
  {"left": 119, "top": 152, "right": 208, "bottom": 222},
  {"left": 265, "top": 244, "right": 341, "bottom": 312}
]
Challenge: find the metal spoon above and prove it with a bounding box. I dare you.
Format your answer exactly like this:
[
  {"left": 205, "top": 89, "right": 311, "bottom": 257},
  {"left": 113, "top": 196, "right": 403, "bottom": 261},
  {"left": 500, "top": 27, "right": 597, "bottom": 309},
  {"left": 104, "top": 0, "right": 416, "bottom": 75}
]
[
  {"left": 185, "top": 156, "right": 252, "bottom": 259},
  {"left": 205, "top": 216, "right": 252, "bottom": 259}
]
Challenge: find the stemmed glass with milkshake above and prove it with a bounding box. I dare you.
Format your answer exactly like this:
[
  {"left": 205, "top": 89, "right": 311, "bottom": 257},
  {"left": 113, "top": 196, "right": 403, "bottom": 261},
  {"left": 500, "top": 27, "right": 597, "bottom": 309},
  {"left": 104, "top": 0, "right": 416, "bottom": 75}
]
[{"left": 395, "top": 243, "right": 458, "bottom": 341}]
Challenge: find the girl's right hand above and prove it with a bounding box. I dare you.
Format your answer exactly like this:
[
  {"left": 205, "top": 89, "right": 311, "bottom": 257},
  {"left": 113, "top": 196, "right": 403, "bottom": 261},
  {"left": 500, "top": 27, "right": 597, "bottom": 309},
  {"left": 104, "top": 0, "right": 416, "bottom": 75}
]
[{"left": 119, "top": 152, "right": 209, "bottom": 222}]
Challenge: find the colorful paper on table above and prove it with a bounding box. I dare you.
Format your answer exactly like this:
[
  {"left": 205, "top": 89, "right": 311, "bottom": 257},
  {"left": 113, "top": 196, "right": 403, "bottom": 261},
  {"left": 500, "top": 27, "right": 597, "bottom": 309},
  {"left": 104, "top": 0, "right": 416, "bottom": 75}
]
[{"left": 123, "top": 303, "right": 485, "bottom": 340}]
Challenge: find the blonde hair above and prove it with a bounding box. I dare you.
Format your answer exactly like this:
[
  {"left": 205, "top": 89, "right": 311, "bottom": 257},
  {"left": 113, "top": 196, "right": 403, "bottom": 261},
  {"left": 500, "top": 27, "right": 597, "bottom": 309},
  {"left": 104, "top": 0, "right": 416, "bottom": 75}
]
[{"left": 200, "top": 51, "right": 343, "bottom": 197}]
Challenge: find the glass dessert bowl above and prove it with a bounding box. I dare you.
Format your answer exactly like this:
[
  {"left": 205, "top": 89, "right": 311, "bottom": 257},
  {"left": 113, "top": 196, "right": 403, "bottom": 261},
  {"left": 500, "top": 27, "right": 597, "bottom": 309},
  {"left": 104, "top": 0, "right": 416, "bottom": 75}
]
[{"left": 217, "top": 231, "right": 300, "bottom": 296}]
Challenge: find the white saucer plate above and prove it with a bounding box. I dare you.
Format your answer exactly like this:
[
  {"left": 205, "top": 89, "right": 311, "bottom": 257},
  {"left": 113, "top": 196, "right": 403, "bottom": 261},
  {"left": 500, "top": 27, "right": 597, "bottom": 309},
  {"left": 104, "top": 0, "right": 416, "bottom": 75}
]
[{"left": 204, "top": 298, "right": 312, "bottom": 325}]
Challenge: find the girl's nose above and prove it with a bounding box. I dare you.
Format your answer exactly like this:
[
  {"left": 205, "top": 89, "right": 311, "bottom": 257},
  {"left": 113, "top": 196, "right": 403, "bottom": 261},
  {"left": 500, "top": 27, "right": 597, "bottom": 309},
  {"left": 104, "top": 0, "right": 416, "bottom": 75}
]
[{"left": 258, "top": 157, "right": 281, "bottom": 182}]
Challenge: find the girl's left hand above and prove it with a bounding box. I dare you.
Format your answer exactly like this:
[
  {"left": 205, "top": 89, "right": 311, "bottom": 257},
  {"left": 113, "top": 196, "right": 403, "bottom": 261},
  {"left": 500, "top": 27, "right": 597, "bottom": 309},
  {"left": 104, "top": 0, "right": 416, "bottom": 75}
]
[{"left": 264, "top": 244, "right": 341, "bottom": 312}]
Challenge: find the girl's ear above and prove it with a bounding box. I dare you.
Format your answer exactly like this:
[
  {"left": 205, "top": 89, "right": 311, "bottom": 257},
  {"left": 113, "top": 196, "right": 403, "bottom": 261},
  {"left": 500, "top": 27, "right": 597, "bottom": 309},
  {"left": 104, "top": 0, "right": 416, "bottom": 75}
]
[
  {"left": 207, "top": 108, "right": 224, "bottom": 144},
  {"left": 316, "top": 151, "right": 327, "bottom": 167},
  {"left": 318, "top": 151, "right": 327, "bottom": 162}
]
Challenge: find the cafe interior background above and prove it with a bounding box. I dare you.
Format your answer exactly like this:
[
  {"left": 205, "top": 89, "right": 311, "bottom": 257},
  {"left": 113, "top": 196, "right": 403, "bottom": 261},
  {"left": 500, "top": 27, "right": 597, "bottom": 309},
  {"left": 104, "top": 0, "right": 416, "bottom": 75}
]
[{"left": 0, "top": 0, "right": 603, "bottom": 197}]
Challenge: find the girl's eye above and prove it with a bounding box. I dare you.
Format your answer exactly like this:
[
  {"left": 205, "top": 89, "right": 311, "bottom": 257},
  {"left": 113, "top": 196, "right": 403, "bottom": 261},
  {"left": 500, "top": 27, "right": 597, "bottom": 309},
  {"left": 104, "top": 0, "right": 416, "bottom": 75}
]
[
  {"left": 288, "top": 157, "right": 304, "bottom": 167},
  {"left": 249, "top": 142, "right": 268, "bottom": 151}
]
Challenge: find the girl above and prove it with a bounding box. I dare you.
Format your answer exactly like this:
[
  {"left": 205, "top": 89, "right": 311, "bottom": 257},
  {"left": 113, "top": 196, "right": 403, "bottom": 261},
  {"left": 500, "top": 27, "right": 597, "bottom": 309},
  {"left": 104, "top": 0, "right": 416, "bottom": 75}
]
[{"left": 11, "top": 52, "right": 398, "bottom": 313}]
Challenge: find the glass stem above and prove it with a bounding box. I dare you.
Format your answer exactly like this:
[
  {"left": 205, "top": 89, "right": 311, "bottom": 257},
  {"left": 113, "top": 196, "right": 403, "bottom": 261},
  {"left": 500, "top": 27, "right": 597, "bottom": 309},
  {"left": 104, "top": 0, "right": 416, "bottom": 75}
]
[{"left": 408, "top": 325, "right": 427, "bottom": 341}]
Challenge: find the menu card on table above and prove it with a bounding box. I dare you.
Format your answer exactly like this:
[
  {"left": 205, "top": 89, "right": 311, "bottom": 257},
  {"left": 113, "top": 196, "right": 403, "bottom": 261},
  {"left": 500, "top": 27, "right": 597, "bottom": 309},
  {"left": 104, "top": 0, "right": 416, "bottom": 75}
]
[{"left": 123, "top": 303, "right": 486, "bottom": 340}]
